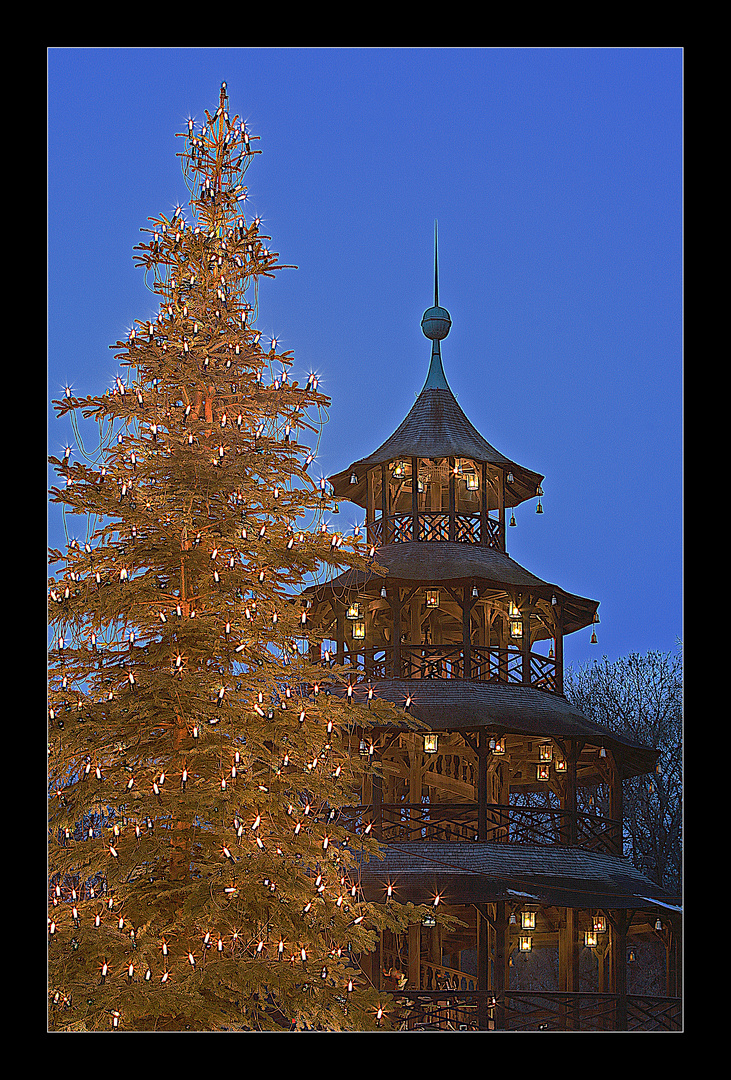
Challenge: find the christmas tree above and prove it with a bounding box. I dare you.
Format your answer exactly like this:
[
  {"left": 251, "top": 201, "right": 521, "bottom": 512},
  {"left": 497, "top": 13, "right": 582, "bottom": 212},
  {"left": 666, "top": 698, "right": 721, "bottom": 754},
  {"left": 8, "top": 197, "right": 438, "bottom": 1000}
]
[{"left": 48, "top": 84, "right": 445, "bottom": 1032}]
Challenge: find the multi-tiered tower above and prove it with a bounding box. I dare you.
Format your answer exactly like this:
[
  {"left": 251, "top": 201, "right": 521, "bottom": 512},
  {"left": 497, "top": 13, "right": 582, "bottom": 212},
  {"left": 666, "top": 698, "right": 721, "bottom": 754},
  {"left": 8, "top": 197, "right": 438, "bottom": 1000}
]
[{"left": 304, "top": 236, "right": 681, "bottom": 1031}]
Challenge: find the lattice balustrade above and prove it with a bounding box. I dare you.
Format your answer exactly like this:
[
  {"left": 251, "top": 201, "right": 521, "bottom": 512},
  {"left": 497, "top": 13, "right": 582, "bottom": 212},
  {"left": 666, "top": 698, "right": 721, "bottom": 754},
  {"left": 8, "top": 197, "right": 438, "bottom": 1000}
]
[
  {"left": 337, "top": 645, "right": 558, "bottom": 693},
  {"left": 390, "top": 512, "right": 414, "bottom": 543},
  {"left": 391, "top": 991, "right": 682, "bottom": 1032},
  {"left": 530, "top": 652, "right": 558, "bottom": 692},
  {"left": 400, "top": 644, "right": 466, "bottom": 680},
  {"left": 418, "top": 511, "right": 450, "bottom": 541},
  {"left": 367, "top": 511, "right": 503, "bottom": 547},
  {"left": 454, "top": 513, "right": 480, "bottom": 543},
  {"left": 342, "top": 803, "right": 621, "bottom": 854}
]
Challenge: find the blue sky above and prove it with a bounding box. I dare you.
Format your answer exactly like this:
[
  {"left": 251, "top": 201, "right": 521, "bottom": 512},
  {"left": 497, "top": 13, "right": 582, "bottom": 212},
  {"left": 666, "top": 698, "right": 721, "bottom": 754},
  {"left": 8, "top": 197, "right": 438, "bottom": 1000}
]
[{"left": 48, "top": 48, "right": 682, "bottom": 671}]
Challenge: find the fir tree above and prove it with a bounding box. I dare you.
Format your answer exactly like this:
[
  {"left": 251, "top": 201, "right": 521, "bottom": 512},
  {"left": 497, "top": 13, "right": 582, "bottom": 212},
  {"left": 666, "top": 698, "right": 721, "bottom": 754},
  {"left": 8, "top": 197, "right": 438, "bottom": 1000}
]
[{"left": 48, "top": 84, "right": 443, "bottom": 1032}]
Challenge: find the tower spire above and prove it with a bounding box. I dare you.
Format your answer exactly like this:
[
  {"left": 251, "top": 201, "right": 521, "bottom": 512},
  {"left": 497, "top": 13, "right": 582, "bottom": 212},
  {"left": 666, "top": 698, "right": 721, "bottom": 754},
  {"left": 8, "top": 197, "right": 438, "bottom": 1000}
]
[{"left": 420, "top": 221, "right": 452, "bottom": 391}]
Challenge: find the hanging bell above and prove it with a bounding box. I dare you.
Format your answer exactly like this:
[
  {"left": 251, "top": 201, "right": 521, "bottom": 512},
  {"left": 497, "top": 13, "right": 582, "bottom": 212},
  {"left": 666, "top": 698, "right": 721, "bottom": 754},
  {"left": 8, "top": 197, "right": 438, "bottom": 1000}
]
[
  {"left": 509, "top": 512, "right": 516, "bottom": 527},
  {"left": 590, "top": 629, "right": 598, "bottom": 644},
  {"left": 536, "top": 500, "right": 543, "bottom": 514}
]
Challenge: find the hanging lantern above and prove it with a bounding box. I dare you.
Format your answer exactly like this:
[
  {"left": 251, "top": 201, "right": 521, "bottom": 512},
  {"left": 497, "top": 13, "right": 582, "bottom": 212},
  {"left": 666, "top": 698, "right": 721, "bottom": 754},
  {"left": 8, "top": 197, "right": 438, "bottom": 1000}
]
[
  {"left": 536, "top": 500, "right": 543, "bottom": 514},
  {"left": 584, "top": 930, "right": 598, "bottom": 948},
  {"left": 472, "top": 585, "right": 479, "bottom": 598},
  {"left": 539, "top": 743, "right": 553, "bottom": 763},
  {"left": 392, "top": 461, "right": 405, "bottom": 478},
  {"left": 346, "top": 602, "right": 361, "bottom": 620},
  {"left": 509, "top": 512, "right": 517, "bottom": 527},
  {"left": 655, "top": 918, "right": 663, "bottom": 931},
  {"left": 350, "top": 473, "right": 358, "bottom": 484},
  {"left": 593, "top": 914, "right": 607, "bottom": 933},
  {"left": 536, "top": 762, "right": 550, "bottom": 781},
  {"left": 352, "top": 620, "right": 366, "bottom": 640},
  {"left": 509, "top": 912, "right": 517, "bottom": 925},
  {"left": 423, "top": 733, "right": 439, "bottom": 754},
  {"left": 628, "top": 949, "right": 637, "bottom": 963},
  {"left": 555, "top": 757, "right": 567, "bottom": 773},
  {"left": 521, "top": 911, "right": 536, "bottom": 930},
  {"left": 426, "top": 589, "right": 440, "bottom": 609},
  {"left": 519, "top": 936, "right": 532, "bottom": 953},
  {"left": 590, "top": 629, "right": 598, "bottom": 644},
  {"left": 466, "top": 472, "right": 479, "bottom": 491},
  {"left": 493, "top": 737, "right": 506, "bottom": 756}
]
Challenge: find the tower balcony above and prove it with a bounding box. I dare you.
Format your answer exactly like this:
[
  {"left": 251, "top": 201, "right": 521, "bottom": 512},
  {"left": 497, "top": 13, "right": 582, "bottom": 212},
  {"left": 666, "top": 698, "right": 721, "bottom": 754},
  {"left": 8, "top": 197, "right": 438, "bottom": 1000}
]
[
  {"left": 369, "top": 510, "right": 503, "bottom": 549},
  {"left": 319, "top": 642, "right": 559, "bottom": 694},
  {"left": 340, "top": 801, "right": 622, "bottom": 854}
]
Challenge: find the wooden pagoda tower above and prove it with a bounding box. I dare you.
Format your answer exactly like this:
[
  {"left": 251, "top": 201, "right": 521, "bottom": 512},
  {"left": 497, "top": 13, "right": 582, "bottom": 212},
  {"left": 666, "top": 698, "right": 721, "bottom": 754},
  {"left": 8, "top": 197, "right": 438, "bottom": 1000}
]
[{"left": 304, "top": 235, "right": 682, "bottom": 1031}]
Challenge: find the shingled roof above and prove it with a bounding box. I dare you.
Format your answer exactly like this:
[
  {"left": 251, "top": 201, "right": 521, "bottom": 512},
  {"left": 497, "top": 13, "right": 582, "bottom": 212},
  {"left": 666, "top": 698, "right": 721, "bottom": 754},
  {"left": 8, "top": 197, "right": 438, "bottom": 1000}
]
[
  {"left": 354, "top": 841, "right": 677, "bottom": 911},
  {"left": 306, "top": 541, "right": 599, "bottom": 635},
  {"left": 329, "top": 341, "right": 544, "bottom": 508},
  {"left": 345, "top": 678, "right": 657, "bottom": 780}
]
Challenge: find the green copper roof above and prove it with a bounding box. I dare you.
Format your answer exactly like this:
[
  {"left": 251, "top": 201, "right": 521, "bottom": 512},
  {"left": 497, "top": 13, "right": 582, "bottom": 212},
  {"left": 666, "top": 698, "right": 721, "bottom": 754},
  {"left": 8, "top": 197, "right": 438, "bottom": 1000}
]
[{"left": 421, "top": 337, "right": 451, "bottom": 391}]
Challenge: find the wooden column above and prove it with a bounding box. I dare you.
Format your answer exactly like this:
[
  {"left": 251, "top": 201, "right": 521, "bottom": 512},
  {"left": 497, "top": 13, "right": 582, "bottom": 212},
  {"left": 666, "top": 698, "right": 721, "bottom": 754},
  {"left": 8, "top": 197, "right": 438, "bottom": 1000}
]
[
  {"left": 477, "top": 731, "right": 488, "bottom": 841},
  {"left": 561, "top": 739, "right": 579, "bottom": 847},
  {"left": 391, "top": 590, "right": 402, "bottom": 678},
  {"left": 597, "top": 933, "right": 610, "bottom": 996},
  {"left": 408, "top": 921, "right": 421, "bottom": 989},
  {"left": 335, "top": 605, "right": 344, "bottom": 667},
  {"left": 381, "top": 462, "right": 390, "bottom": 545},
  {"left": 371, "top": 759, "right": 383, "bottom": 841},
  {"left": 498, "top": 469, "right": 505, "bottom": 552},
  {"left": 668, "top": 920, "right": 681, "bottom": 998},
  {"left": 430, "top": 460, "right": 441, "bottom": 512},
  {"left": 411, "top": 457, "right": 419, "bottom": 541},
  {"left": 480, "top": 461, "right": 488, "bottom": 545},
  {"left": 553, "top": 601, "right": 564, "bottom": 695},
  {"left": 462, "top": 586, "right": 472, "bottom": 680},
  {"left": 477, "top": 904, "right": 490, "bottom": 1028},
  {"left": 609, "top": 752, "right": 624, "bottom": 857},
  {"left": 497, "top": 610, "right": 507, "bottom": 683},
  {"left": 448, "top": 457, "right": 456, "bottom": 540},
  {"left": 520, "top": 604, "right": 531, "bottom": 686},
  {"left": 559, "top": 906, "right": 580, "bottom": 1029},
  {"left": 410, "top": 593, "right": 422, "bottom": 648},
  {"left": 367, "top": 468, "right": 376, "bottom": 545},
  {"left": 608, "top": 910, "right": 630, "bottom": 1030},
  {"left": 492, "top": 901, "right": 509, "bottom": 1029},
  {"left": 409, "top": 736, "right": 422, "bottom": 840}
]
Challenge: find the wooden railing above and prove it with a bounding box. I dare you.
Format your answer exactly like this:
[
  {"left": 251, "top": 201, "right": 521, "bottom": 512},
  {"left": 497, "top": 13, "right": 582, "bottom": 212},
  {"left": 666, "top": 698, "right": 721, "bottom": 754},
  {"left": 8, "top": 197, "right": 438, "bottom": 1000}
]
[
  {"left": 368, "top": 512, "right": 503, "bottom": 549},
  {"left": 340, "top": 803, "right": 622, "bottom": 854},
  {"left": 390, "top": 991, "right": 682, "bottom": 1031},
  {"left": 331, "top": 644, "right": 559, "bottom": 694}
]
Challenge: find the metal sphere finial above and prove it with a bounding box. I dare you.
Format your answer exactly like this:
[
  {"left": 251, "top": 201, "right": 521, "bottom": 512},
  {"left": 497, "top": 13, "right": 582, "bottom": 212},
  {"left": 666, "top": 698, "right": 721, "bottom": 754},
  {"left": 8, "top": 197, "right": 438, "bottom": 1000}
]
[{"left": 421, "top": 221, "right": 451, "bottom": 340}]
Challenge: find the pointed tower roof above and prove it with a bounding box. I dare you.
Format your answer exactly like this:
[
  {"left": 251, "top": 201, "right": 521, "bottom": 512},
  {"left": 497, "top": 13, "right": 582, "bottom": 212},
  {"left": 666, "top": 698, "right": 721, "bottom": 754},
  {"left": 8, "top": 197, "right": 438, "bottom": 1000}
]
[{"left": 330, "top": 224, "right": 544, "bottom": 507}]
